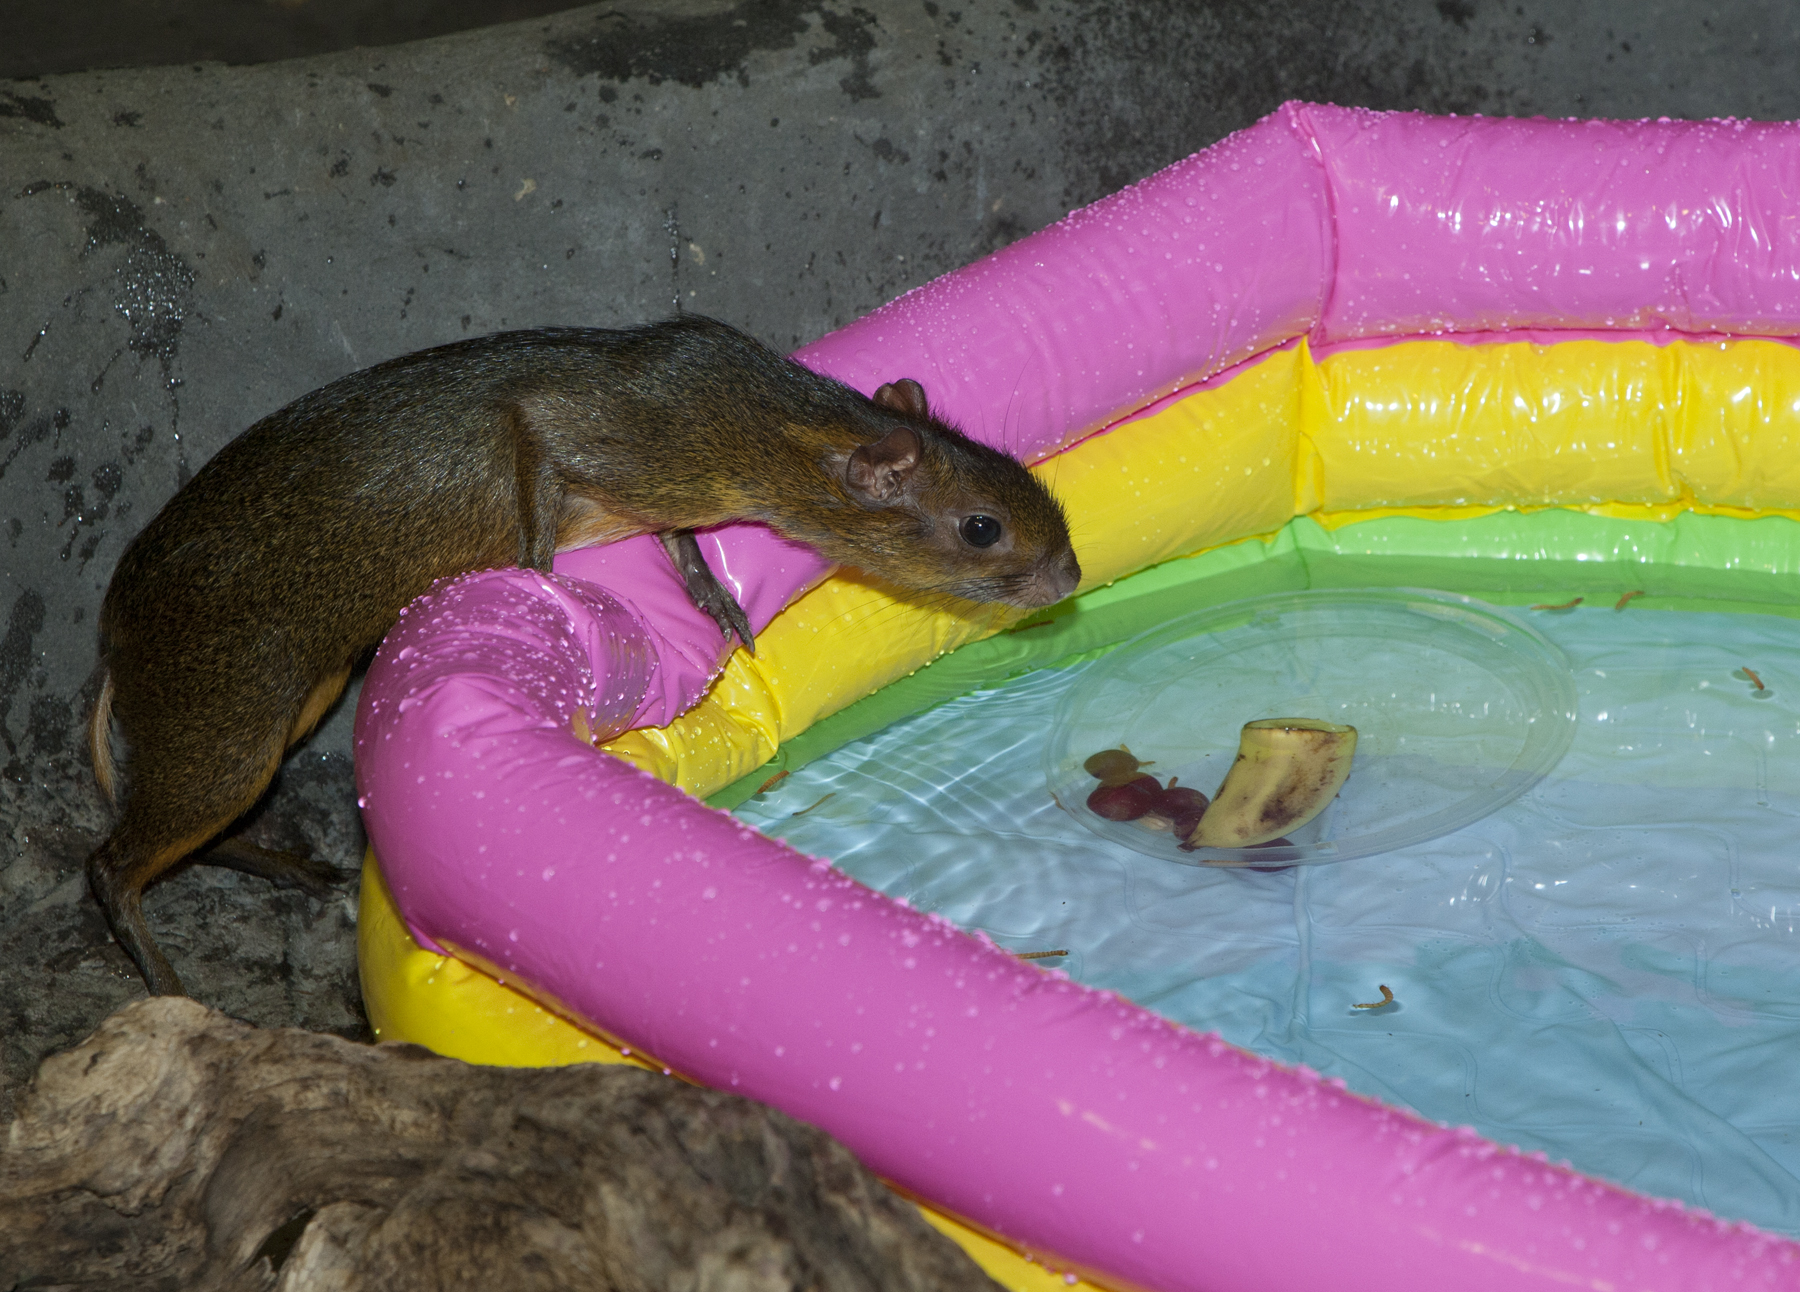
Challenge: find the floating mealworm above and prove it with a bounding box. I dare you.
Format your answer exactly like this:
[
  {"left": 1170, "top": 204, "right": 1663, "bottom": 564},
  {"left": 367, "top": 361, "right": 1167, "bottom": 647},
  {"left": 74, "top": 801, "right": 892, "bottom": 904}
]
[
  {"left": 1015, "top": 949, "right": 1070, "bottom": 960},
  {"left": 754, "top": 769, "right": 790, "bottom": 796},
  {"left": 1352, "top": 984, "right": 1396, "bottom": 1010},
  {"left": 1614, "top": 590, "right": 1646, "bottom": 611},
  {"left": 1530, "top": 596, "right": 1584, "bottom": 611},
  {"left": 791, "top": 792, "right": 836, "bottom": 817},
  {"left": 1733, "top": 665, "right": 1773, "bottom": 699}
]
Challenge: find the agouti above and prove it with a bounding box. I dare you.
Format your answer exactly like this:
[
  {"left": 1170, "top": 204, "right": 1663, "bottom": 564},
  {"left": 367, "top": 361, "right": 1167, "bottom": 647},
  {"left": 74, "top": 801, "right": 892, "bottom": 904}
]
[{"left": 88, "top": 314, "right": 1081, "bottom": 995}]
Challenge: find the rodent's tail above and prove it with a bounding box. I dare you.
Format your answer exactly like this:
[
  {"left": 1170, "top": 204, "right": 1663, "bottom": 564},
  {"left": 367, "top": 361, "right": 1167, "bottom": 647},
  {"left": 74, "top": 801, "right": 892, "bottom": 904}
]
[{"left": 89, "top": 668, "right": 118, "bottom": 805}]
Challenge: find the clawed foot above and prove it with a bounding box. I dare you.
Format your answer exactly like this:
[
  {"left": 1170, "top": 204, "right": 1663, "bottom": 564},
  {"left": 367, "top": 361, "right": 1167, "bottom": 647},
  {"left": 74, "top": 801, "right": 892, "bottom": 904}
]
[
  {"left": 660, "top": 530, "right": 756, "bottom": 655},
  {"left": 204, "top": 837, "right": 343, "bottom": 899}
]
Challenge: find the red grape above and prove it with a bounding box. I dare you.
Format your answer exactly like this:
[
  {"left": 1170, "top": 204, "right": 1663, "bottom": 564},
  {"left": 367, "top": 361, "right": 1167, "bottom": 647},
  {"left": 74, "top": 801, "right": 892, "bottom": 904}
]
[
  {"left": 1087, "top": 775, "right": 1161, "bottom": 821},
  {"left": 1169, "top": 807, "right": 1206, "bottom": 840},
  {"left": 1150, "top": 785, "right": 1208, "bottom": 818}
]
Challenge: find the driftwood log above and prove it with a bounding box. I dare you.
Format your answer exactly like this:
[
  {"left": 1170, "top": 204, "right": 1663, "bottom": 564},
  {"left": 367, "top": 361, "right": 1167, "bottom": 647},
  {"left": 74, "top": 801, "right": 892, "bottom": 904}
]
[{"left": 0, "top": 998, "right": 1001, "bottom": 1291}]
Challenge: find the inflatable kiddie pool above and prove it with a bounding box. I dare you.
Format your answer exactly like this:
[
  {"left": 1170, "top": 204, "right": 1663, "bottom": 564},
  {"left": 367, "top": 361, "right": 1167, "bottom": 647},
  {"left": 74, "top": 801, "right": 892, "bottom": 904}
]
[{"left": 355, "top": 103, "right": 1800, "bottom": 1289}]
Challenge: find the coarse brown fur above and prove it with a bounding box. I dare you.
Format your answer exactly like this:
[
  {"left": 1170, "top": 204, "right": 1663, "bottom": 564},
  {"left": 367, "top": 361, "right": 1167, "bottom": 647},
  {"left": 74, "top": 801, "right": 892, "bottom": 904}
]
[{"left": 89, "top": 314, "right": 1080, "bottom": 995}]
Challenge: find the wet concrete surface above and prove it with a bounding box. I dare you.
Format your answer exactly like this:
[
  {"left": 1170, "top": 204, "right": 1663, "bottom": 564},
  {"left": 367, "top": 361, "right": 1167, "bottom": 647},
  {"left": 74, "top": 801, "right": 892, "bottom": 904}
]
[{"left": 5, "top": 0, "right": 1800, "bottom": 1111}]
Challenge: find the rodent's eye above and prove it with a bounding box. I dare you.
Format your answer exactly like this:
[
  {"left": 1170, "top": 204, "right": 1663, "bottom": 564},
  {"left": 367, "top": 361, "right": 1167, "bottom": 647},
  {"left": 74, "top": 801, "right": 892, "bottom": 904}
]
[{"left": 960, "top": 514, "right": 1003, "bottom": 548}]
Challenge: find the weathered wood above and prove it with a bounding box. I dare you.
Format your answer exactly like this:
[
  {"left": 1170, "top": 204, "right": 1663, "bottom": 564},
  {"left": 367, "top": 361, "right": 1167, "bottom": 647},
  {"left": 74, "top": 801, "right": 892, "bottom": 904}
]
[{"left": 0, "top": 998, "right": 1001, "bottom": 1292}]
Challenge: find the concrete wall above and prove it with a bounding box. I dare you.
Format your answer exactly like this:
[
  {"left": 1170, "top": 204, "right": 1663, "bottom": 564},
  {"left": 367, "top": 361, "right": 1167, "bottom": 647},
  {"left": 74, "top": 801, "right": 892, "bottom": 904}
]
[{"left": 4, "top": 0, "right": 1798, "bottom": 1105}]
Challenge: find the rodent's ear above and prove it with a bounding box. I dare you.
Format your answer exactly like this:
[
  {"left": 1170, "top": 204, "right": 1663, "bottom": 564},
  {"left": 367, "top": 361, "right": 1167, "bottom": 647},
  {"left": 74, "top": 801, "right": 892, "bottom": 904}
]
[
  {"left": 845, "top": 425, "right": 921, "bottom": 503},
  {"left": 871, "top": 378, "right": 930, "bottom": 421}
]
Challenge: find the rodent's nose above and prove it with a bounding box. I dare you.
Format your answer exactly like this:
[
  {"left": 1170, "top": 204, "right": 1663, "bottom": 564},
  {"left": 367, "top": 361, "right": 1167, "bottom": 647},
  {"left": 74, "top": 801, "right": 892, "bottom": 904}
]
[{"left": 1030, "top": 548, "right": 1082, "bottom": 606}]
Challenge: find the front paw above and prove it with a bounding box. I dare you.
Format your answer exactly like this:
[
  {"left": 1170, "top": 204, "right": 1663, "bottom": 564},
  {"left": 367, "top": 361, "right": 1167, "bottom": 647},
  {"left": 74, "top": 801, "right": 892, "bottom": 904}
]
[{"left": 660, "top": 530, "right": 756, "bottom": 655}]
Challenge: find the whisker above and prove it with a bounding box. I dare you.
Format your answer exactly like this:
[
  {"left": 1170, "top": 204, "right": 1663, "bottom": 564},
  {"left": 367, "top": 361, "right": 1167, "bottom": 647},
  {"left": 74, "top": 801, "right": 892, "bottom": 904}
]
[{"left": 1003, "top": 356, "right": 1032, "bottom": 458}]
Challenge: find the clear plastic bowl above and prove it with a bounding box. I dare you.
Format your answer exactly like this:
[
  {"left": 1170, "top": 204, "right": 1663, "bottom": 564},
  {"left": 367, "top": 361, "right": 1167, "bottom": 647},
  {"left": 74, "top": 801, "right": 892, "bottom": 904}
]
[{"left": 1045, "top": 588, "right": 1579, "bottom": 867}]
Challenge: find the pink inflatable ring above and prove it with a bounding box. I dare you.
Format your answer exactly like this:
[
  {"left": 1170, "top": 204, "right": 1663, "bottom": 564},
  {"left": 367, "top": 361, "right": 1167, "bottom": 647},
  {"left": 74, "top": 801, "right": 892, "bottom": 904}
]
[{"left": 356, "top": 103, "right": 1800, "bottom": 1290}]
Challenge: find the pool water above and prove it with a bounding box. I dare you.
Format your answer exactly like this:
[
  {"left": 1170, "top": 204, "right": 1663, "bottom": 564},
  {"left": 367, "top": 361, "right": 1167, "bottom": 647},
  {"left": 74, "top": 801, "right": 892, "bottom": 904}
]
[{"left": 733, "top": 600, "right": 1800, "bottom": 1235}]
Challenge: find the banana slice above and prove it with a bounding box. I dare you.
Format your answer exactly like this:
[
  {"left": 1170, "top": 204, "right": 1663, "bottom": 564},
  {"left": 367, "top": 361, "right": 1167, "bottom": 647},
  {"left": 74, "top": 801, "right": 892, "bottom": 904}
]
[{"left": 1185, "top": 718, "right": 1357, "bottom": 849}]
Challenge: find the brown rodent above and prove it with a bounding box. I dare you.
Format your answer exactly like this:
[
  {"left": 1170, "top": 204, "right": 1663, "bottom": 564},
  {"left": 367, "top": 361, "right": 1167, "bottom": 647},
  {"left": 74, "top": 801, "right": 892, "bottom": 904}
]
[{"left": 88, "top": 314, "right": 1081, "bottom": 996}]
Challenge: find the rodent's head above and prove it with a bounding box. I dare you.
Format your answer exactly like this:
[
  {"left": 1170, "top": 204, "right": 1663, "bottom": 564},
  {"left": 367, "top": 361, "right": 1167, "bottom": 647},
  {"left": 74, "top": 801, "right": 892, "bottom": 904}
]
[{"left": 808, "top": 379, "right": 1080, "bottom": 610}]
